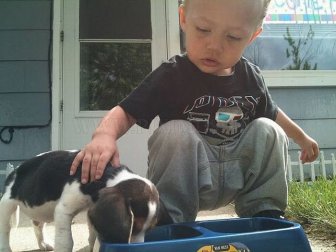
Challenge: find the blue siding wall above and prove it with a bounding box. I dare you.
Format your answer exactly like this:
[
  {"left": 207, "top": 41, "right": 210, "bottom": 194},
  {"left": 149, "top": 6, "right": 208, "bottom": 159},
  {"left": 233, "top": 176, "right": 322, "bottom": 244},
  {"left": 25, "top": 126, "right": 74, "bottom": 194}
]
[
  {"left": 0, "top": 0, "right": 52, "bottom": 187},
  {"left": 270, "top": 86, "right": 336, "bottom": 180},
  {"left": 270, "top": 87, "right": 336, "bottom": 154}
]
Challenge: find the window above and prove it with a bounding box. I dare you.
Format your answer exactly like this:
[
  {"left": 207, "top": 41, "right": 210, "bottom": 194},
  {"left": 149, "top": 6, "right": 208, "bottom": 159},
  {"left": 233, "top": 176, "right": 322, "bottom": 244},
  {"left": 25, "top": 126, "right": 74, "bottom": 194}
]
[
  {"left": 244, "top": 0, "right": 336, "bottom": 87},
  {"left": 79, "top": 0, "right": 152, "bottom": 111},
  {"left": 244, "top": 0, "right": 336, "bottom": 71},
  {"left": 80, "top": 43, "right": 151, "bottom": 111}
]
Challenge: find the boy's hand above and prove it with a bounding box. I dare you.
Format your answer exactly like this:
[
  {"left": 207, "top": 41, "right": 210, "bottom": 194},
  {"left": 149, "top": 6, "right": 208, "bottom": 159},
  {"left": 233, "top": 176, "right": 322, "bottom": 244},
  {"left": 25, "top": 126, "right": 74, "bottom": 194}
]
[
  {"left": 275, "top": 109, "right": 319, "bottom": 164},
  {"left": 69, "top": 106, "right": 135, "bottom": 183},
  {"left": 297, "top": 134, "right": 319, "bottom": 164},
  {"left": 70, "top": 133, "right": 119, "bottom": 183}
]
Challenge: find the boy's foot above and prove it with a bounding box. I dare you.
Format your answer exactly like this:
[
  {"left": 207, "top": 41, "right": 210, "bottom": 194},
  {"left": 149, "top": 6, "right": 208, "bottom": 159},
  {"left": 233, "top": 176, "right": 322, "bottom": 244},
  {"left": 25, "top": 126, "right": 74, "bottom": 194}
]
[{"left": 253, "top": 210, "right": 285, "bottom": 219}]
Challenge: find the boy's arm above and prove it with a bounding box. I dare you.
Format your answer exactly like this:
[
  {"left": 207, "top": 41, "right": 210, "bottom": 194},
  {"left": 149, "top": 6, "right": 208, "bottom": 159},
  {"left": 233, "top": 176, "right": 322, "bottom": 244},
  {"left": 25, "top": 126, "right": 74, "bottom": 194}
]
[
  {"left": 70, "top": 105, "right": 136, "bottom": 183},
  {"left": 275, "top": 108, "right": 319, "bottom": 163}
]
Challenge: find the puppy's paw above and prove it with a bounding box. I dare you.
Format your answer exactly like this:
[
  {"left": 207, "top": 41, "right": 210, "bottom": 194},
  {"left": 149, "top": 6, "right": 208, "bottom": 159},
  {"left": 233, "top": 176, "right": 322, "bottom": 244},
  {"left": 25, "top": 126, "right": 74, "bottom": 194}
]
[
  {"left": 38, "top": 241, "right": 54, "bottom": 251},
  {"left": 92, "top": 239, "right": 100, "bottom": 252}
]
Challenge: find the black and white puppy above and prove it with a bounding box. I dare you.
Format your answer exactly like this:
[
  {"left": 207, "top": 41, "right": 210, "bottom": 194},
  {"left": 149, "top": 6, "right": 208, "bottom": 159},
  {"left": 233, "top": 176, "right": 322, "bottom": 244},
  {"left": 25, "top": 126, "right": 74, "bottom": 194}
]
[{"left": 0, "top": 150, "right": 159, "bottom": 252}]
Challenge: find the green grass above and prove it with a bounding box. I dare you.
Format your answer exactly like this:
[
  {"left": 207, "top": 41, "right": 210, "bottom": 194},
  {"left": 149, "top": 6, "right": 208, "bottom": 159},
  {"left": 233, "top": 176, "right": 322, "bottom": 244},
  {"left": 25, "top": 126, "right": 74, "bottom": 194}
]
[{"left": 287, "top": 178, "right": 336, "bottom": 232}]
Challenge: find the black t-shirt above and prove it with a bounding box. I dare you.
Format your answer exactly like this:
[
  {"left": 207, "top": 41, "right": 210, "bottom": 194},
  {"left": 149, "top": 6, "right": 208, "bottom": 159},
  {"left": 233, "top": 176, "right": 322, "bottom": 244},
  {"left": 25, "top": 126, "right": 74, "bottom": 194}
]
[{"left": 119, "top": 54, "right": 278, "bottom": 144}]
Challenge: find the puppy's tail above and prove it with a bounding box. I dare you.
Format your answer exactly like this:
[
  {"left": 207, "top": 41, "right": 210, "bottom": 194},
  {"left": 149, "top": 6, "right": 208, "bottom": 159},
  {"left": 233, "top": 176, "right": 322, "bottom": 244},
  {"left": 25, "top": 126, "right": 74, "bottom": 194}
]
[{"left": 10, "top": 205, "right": 20, "bottom": 228}]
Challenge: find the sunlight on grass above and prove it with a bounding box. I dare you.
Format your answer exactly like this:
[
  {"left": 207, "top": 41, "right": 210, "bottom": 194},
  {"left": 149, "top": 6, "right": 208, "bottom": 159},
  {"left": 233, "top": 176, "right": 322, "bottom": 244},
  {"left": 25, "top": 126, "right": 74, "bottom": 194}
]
[{"left": 287, "top": 178, "right": 336, "bottom": 231}]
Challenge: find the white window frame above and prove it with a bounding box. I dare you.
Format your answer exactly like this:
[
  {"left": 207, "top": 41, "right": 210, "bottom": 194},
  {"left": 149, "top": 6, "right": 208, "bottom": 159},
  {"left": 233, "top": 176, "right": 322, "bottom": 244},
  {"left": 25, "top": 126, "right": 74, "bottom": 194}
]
[
  {"left": 166, "top": 0, "right": 181, "bottom": 58},
  {"left": 52, "top": 0, "right": 63, "bottom": 150},
  {"left": 263, "top": 70, "right": 336, "bottom": 87},
  {"left": 73, "top": 0, "right": 172, "bottom": 118}
]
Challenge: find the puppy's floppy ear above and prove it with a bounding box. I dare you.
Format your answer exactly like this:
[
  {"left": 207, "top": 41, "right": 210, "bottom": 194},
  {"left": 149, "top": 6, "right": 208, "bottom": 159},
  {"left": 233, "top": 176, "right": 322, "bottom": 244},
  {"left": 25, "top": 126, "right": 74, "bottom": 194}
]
[
  {"left": 126, "top": 200, "right": 135, "bottom": 244},
  {"left": 88, "top": 187, "right": 134, "bottom": 244}
]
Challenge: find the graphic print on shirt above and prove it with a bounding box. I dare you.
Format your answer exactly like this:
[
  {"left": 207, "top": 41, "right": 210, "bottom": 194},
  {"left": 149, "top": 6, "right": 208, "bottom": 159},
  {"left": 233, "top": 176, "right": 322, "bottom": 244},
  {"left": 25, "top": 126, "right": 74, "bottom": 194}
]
[{"left": 184, "top": 95, "right": 260, "bottom": 144}]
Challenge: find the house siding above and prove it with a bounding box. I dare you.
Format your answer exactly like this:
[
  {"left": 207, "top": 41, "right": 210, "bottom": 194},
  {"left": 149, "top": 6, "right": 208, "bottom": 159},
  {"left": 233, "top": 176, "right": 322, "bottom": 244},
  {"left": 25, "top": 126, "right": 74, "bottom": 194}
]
[
  {"left": 270, "top": 87, "right": 336, "bottom": 152},
  {"left": 0, "top": 0, "right": 52, "bottom": 187},
  {"left": 270, "top": 86, "right": 336, "bottom": 179}
]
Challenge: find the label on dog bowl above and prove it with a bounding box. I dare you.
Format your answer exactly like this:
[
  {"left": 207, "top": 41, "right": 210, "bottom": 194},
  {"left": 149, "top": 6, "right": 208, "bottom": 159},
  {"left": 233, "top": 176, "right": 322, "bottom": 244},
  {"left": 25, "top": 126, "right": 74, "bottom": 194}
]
[{"left": 197, "top": 242, "right": 250, "bottom": 252}]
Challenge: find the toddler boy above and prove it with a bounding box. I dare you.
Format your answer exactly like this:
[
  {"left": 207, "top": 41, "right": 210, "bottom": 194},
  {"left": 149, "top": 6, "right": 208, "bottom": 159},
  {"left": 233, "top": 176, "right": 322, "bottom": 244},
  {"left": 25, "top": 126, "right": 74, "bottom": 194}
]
[{"left": 71, "top": 0, "right": 319, "bottom": 223}]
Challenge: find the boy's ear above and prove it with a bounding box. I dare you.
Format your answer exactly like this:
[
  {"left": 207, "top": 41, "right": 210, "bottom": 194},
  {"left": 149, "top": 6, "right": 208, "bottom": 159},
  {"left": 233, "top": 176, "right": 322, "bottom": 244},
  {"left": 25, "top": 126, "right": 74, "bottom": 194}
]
[
  {"left": 179, "top": 4, "right": 186, "bottom": 31},
  {"left": 249, "top": 27, "right": 263, "bottom": 44}
]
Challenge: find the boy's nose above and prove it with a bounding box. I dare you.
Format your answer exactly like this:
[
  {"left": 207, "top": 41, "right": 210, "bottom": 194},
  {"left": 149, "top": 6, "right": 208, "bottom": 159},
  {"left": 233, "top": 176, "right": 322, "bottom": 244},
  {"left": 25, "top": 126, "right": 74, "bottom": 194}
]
[{"left": 206, "top": 35, "right": 223, "bottom": 52}]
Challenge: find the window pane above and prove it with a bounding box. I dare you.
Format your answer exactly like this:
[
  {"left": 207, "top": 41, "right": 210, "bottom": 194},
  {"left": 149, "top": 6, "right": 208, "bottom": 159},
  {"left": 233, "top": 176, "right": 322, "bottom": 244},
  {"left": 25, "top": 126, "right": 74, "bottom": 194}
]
[
  {"left": 80, "top": 43, "right": 152, "bottom": 111},
  {"left": 244, "top": 1, "right": 336, "bottom": 70},
  {"left": 79, "top": 0, "right": 151, "bottom": 40}
]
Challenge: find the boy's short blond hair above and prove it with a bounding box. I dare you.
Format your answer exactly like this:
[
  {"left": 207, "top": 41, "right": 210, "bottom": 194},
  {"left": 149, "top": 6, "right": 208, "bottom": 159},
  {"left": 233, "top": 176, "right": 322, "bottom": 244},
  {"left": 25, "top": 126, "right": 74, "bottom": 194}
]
[
  {"left": 261, "top": 0, "right": 272, "bottom": 19},
  {"left": 182, "top": 0, "right": 272, "bottom": 24}
]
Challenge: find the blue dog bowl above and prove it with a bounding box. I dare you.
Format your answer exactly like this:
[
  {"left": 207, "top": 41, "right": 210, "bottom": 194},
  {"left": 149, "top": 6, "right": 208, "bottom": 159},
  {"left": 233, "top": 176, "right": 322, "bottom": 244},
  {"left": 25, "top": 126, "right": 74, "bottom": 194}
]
[{"left": 100, "top": 217, "right": 312, "bottom": 252}]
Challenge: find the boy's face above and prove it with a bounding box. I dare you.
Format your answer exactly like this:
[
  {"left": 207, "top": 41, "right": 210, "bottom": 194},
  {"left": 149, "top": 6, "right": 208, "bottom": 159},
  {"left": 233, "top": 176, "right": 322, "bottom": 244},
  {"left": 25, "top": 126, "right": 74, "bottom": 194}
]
[{"left": 180, "top": 0, "right": 263, "bottom": 76}]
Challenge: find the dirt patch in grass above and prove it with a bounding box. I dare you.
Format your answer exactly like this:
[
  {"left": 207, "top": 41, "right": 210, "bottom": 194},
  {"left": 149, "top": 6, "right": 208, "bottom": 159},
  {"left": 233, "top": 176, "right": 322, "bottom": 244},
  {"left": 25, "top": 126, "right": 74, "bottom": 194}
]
[{"left": 304, "top": 224, "right": 336, "bottom": 252}]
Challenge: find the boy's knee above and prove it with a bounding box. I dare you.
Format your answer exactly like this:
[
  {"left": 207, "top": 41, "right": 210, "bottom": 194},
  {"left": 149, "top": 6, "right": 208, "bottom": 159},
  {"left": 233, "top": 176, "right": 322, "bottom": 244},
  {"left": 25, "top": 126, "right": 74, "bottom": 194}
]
[
  {"left": 251, "top": 118, "right": 287, "bottom": 142},
  {"left": 152, "top": 120, "right": 199, "bottom": 144},
  {"left": 160, "top": 119, "right": 195, "bottom": 132},
  {"left": 252, "top": 117, "right": 277, "bottom": 129},
  {"left": 148, "top": 120, "right": 203, "bottom": 154}
]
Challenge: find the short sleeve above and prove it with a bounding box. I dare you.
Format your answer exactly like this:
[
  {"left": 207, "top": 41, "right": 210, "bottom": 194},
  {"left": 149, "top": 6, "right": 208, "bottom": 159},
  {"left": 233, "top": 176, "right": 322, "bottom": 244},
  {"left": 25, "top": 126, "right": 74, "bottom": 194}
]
[
  {"left": 255, "top": 75, "right": 278, "bottom": 120},
  {"left": 119, "top": 64, "right": 171, "bottom": 129}
]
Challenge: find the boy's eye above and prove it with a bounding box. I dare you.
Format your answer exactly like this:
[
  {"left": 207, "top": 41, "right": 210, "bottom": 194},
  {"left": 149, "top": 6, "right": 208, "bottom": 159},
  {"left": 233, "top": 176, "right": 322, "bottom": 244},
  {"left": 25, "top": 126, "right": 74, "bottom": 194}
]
[
  {"left": 196, "top": 26, "right": 210, "bottom": 33},
  {"left": 227, "top": 35, "right": 241, "bottom": 41}
]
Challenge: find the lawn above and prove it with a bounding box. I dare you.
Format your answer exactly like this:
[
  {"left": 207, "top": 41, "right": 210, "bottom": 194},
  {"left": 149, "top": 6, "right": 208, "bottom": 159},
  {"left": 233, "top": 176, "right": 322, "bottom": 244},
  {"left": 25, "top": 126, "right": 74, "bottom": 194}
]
[{"left": 287, "top": 178, "right": 336, "bottom": 239}]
